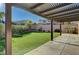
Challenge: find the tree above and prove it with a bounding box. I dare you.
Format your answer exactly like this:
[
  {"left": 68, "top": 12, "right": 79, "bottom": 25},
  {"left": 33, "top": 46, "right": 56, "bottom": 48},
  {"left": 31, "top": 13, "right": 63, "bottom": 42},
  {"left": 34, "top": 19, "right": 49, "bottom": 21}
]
[
  {"left": 39, "top": 19, "right": 47, "bottom": 24},
  {"left": 66, "top": 22, "right": 73, "bottom": 33},
  {"left": 42, "top": 20, "right": 47, "bottom": 23},
  {"left": 0, "top": 12, "right": 4, "bottom": 38},
  {"left": 25, "top": 20, "right": 33, "bottom": 30},
  {"left": 33, "top": 22, "right": 37, "bottom": 25},
  {"left": 0, "top": 12, "right": 4, "bottom": 21},
  {"left": 32, "top": 22, "right": 37, "bottom": 29}
]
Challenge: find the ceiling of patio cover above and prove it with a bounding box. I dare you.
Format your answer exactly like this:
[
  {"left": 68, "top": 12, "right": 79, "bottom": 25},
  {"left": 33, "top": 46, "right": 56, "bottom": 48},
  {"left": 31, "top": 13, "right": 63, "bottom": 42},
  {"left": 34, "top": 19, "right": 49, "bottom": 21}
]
[{"left": 13, "top": 3, "right": 79, "bottom": 22}]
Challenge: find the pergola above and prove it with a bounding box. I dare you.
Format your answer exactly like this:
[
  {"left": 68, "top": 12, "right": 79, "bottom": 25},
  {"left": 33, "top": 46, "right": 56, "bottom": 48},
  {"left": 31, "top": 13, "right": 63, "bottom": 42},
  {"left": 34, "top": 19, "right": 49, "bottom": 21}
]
[{"left": 5, "top": 3, "right": 79, "bottom": 55}]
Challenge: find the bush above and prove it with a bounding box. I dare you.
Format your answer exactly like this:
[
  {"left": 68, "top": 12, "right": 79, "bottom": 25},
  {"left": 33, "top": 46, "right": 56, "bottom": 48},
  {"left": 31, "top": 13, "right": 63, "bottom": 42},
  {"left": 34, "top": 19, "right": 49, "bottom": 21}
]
[
  {"left": 12, "top": 25, "right": 26, "bottom": 34},
  {"left": 48, "top": 30, "right": 50, "bottom": 32},
  {"left": 54, "top": 29, "right": 60, "bottom": 32},
  {"left": 42, "top": 30, "right": 45, "bottom": 32},
  {"left": 12, "top": 25, "right": 32, "bottom": 37},
  {"left": 0, "top": 23, "right": 5, "bottom": 54},
  {"left": 0, "top": 40, "right": 5, "bottom": 51},
  {"left": 0, "top": 37, "right": 5, "bottom": 54},
  {"left": 73, "top": 28, "right": 78, "bottom": 34}
]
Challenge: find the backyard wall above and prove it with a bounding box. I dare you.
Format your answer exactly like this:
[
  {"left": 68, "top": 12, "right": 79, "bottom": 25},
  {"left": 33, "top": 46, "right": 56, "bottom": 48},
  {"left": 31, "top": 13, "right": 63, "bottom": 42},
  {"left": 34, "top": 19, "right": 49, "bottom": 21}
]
[
  {"left": 31, "top": 21, "right": 78, "bottom": 33},
  {"left": 32, "top": 24, "right": 66, "bottom": 32}
]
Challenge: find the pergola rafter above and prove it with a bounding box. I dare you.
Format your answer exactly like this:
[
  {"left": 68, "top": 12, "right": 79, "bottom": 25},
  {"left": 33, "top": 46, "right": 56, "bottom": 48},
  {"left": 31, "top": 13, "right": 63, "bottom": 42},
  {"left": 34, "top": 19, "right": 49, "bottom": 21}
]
[
  {"left": 42, "top": 4, "right": 79, "bottom": 17},
  {"left": 54, "top": 13, "right": 79, "bottom": 19},
  {"left": 30, "top": 3, "right": 44, "bottom": 9},
  {"left": 47, "top": 9, "right": 79, "bottom": 18},
  {"left": 39, "top": 3, "right": 71, "bottom": 13}
]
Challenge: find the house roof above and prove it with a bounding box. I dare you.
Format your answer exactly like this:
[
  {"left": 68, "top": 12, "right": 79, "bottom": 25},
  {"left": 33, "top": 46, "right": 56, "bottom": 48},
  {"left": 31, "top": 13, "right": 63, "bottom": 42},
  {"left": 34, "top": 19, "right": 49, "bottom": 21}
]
[{"left": 12, "top": 3, "right": 79, "bottom": 22}]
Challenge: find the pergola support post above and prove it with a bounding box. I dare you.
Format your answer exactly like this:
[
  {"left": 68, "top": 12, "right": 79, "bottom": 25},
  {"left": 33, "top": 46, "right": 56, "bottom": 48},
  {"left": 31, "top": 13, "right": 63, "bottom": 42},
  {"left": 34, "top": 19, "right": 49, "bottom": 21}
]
[
  {"left": 51, "top": 19, "right": 53, "bottom": 41},
  {"left": 78, "top": 21, "right": 79, "bottom": 35},
  {"left": 5, "top": 3, "right": 12, "bottom": 55},
  {"left": 60, "top": 23, "right": 62, "bottom": 36}
]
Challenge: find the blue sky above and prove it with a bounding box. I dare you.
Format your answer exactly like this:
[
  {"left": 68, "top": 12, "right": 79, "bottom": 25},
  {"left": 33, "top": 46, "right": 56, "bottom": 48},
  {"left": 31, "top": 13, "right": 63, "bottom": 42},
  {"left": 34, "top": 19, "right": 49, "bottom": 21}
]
[{"left": 0, "top": 3, "right": 47, "bottom": 23}]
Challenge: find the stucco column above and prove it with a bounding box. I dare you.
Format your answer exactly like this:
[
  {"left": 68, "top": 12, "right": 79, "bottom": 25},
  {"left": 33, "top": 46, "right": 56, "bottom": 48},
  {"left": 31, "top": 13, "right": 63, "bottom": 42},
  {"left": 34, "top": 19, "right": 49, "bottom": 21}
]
[
  {"left": 51, "top": 19, "right": 53, "bottom": 41},
  {"left": 5, "top": 3, "right": 12, "bottom": 55},
  {"left": 78, "top": 21, "right": 79, "bottom": 34},
  {"left": 60, "top": 23, "right": 62, "bottom": 35}
]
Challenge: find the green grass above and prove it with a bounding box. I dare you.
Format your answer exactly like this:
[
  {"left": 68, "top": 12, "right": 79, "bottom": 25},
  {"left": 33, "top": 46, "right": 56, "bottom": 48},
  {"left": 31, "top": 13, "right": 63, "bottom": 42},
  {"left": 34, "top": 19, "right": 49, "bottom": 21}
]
[
  {"left": 12, "top": 32, "right": 60, "bottom": 55},
  {"left": 0, "top": 40, "right": 5, "bottom": 55}
]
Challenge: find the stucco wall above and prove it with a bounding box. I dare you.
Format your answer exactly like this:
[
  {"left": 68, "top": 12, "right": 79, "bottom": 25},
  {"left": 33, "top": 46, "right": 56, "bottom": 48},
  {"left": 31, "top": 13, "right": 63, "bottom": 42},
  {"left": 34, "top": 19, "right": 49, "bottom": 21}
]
[{"left": 31, "top": 21, "right": 78, "bottom": 33}]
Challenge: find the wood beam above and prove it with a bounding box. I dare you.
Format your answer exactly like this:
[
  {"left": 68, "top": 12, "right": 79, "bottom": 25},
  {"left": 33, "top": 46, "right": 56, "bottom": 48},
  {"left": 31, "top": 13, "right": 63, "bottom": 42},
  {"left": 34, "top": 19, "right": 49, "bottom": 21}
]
[
  {"left": 39, "top": 3, "right": 71, "bottom": 13},
  {"left": 48, "top": 10, "right": 79, "bottom": 18},
  {"left": 5, "top": 3, "right": 12, "bottom": 55},
  {"left": 13, "top": 3, "right": 50, "bottom": 20},
  {"left": 30, "top": 3, "right": 44, "bottom": 9},
  {"left": 51, "top": 19, "right": 53, "bottom": 41},
  {"left": 44, "top": 4, "right": 77, "bottom": 17},
  {"left": 53, "top": 15, "right": 79, "bottom": 22},
  {"left": 44, "top": 9, "right": 74, "bottom": 16}
]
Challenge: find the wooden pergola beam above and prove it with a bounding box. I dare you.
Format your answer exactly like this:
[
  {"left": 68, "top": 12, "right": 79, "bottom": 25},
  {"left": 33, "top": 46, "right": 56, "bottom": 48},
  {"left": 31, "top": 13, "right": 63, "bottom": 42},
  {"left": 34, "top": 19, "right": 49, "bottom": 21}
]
[
  {"left": 5, "top": 3, "right": 12, "bottom": 55},
  {"left": 13, "top": 3, "right": 50, "bottom": 20},
  {"left": 44, "top": 9, "right": 73, "bottom": 16},
  {"left": 53, "top": 15, "right": 79, "bottom": 22},
  {"left": 44, "top": 4, "right": 78, "bottom": 17},
  {"left": 39, "top": 3, "right": 71, "bottom": 13},
  {"left": 30, "top": 3, "right": 44, "bottom": 9},
  {"left": 49, "top": 12, "right": 79, "bottom": 18}
]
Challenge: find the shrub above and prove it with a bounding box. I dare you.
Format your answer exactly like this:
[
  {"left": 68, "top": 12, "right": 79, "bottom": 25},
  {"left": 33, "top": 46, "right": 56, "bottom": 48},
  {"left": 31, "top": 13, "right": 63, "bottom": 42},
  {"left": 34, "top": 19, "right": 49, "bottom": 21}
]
[
  {"left": 38, "top": 27, "right": 42, "bottom": 32},
  {"left": 73, "top": 27, "right": 78, "bottom": 34},
  {"left": 42, "top": 30, "right": 45, "bottom": 32},
  {"left": 48, "top": 30, "right": 50, "bottom": 32},
  {"left": 12, "top": 24, "right": 32, "bottom": 37},
  {"left": 12, "top": 25, "right": 26, "bottom": 33},
  {"left": 54, "top": 29, "right": 60, "bottom": 32},
  {"left": 0, "top": 23, "right": 5, "bottom": 53}
]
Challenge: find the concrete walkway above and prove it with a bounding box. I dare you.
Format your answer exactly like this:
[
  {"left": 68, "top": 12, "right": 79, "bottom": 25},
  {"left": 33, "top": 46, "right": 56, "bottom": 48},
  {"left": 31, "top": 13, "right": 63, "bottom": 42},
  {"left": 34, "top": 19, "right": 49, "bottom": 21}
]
[{"left": 25, "top": 34, "right": 79, "bottom": 55}]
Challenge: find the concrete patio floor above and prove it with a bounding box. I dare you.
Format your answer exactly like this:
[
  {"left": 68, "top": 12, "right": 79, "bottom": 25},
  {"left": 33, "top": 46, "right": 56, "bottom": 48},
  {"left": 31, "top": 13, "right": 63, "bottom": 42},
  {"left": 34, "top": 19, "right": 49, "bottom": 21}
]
[{"left": 25, "top": 34, "right": 79, "bottom": 55}]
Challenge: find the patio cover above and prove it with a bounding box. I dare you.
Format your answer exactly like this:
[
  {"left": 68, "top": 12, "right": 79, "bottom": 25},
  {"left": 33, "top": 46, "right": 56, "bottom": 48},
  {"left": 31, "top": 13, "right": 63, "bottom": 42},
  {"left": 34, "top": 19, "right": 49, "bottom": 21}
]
[
  {"left": 5, "top": 3, "right": 79, "bottom": 55},
  {"left": 12, "top": 3, "right": 79, "bottom": 22}
]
